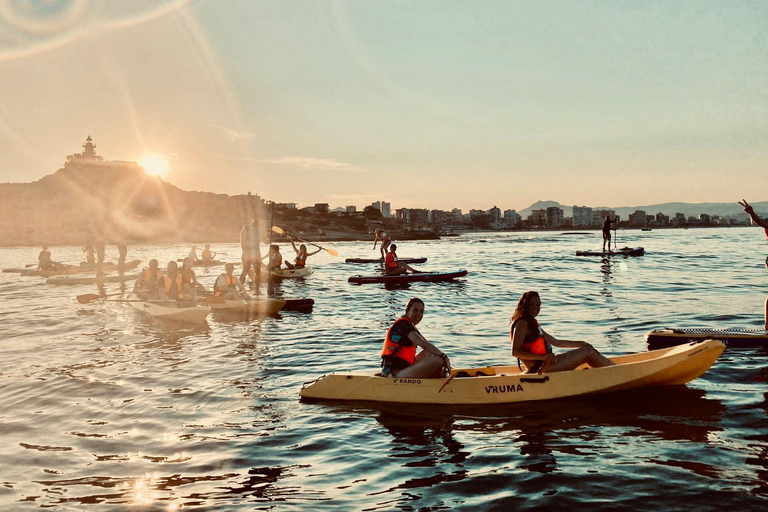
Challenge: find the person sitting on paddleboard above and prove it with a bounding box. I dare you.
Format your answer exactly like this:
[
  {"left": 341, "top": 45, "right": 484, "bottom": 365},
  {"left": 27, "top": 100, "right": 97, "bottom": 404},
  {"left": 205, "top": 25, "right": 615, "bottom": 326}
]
[
  {"left": 201, "top": 244, "right": 216, "bottom": 263},
  {"left": 380, "top": 297, "right": 451, "bottom": 379},
  {"left": 739, "top": 199, "right": 768, "bottom": 329},
  {"left": 602, "top": 216, "right": 615, "bottom": 252},
  {"left": 373, "top": 228, "right": 391, "bottom": 259},
  {"left": 134, "top": 259, "right": 163, "bottom": 300},
  {"left": 180, "top": 257, "right": 203, "bottom": 300},
  {"left": 384, "top": 244, "right": 421, "bottom": 276},
  {"left": 38, "top": 246, "right": 55, "bottom": 270},
  {"left": 285, "top": 238, "right": 320, "bottom": 269},
  {"left": 213, "top": 263, "right": 251, "bottom": 301},
  {"left": 511, "top": 291, "right": 614, "bottom": 374}
]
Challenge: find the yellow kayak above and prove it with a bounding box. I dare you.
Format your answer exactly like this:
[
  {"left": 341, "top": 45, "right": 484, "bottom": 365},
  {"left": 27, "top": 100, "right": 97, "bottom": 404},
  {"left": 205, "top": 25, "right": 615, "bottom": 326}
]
[{"left": 300, "top": 340, "right": 725, "bottom": 405}]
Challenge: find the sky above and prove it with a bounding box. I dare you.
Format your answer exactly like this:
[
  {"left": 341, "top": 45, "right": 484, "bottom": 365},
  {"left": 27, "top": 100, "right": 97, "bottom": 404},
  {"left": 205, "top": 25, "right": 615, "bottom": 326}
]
[{"left": 0, "top": 0, "right": 766, "bottom": 212}]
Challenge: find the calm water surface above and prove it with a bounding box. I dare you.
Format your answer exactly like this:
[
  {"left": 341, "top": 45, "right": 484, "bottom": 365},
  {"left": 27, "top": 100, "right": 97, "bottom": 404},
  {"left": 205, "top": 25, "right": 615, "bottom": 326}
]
[{"left": 1, "top": 228, "right": 767, "bottom": 510}]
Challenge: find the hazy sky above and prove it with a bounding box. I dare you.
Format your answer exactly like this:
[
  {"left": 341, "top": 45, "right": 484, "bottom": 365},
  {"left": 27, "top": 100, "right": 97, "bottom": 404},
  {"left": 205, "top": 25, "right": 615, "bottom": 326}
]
[{"left": 0, "top": 0, "right": 765, "bottom": 211}]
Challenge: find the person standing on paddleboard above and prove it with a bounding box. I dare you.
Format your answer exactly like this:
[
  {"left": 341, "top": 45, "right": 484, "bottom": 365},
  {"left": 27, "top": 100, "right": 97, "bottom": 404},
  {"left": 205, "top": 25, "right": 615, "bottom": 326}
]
[
  {"left": 739, "top": 199, "right": 768, "bottom": 329},
  {"left": 380, "top": 298, "right": 451, "bottom": 379},
  {"left": 511, "top": 291, "right": 614, "bottom": 374},
  {"left": 240, "top": 215, "right": 269, "bottom": 293},
  {"left": 373, "top": 228, "right": 391, "bottom": 259},
  {"left": 602, "top": 216, "right": 615, "bottom": 252}
]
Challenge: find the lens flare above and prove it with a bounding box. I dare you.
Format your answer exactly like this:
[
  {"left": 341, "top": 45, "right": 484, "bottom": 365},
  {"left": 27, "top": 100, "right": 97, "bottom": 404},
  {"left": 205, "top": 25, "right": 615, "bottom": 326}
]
[{"left": 139, "top": 154, "right": 168, "bottom": 176}]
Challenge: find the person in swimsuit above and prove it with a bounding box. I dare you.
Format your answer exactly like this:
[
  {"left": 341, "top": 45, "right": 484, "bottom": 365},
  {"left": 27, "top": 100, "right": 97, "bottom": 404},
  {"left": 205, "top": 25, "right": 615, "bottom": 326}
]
[
  {"left": 373, "top": 228, "right": 392, "bottom": 259},
  {"left": 602, "top": 216, "right": 615, "bottom": 252},
  {"left": 739, "top": 199, "right": 768, "bottom": 329},
  {"left": 510, "top": 291, "right": 614, "bottom": 374},
  {"left": 380, "top": 298, "right": 451, "bottom": 378}
]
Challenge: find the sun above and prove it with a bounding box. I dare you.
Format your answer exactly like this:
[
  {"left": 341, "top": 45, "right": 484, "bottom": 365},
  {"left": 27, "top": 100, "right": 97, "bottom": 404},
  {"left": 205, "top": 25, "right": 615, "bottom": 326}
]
[{"left": 139, "top": 154, "right": 169, "bottom": 176}]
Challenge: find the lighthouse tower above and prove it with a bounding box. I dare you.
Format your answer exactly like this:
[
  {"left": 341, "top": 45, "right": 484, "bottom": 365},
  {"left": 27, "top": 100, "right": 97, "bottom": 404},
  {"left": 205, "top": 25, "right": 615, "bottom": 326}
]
[{"left": 65, "top": 135, "right": 104, "bottom": 167}]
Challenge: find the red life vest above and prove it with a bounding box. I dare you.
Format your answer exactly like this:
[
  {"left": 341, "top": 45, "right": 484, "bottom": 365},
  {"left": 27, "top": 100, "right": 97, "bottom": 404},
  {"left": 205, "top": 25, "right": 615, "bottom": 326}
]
[
  {"left": 511, "top": 318, "right": 550, "bottom": 356},
  {"left": 163, "top": 274, "right": 184, "bottom": 299},
  {"left": 214, "top": 274, "right": 237, "bottom": 296},
  {"left": 384, "top": 252, "right": 398, "bottom": 270},
  {"left": 294, "top": 256, "right": 306, "bottom": 267},
  {"left": 381, "top": 317, "right": 417, "bottom": 365}
]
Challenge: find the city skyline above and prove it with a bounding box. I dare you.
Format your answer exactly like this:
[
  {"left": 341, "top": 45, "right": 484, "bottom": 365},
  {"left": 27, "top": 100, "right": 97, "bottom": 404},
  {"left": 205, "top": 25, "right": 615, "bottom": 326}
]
[{"left": 0, "top": 1, "right": 766, "bottom": 211}]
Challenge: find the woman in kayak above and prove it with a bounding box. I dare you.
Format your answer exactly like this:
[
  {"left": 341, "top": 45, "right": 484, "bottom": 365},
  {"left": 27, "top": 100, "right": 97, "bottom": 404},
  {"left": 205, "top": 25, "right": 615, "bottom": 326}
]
[
  {"left": 739, "top": 199, "right": 768, "bottom": 329},
  {"left": 285, "top": 238, "right": 320, "bottom": 269},
  {"left": 381, "top": 298, "right": 451, "bottom": 378},
  {"left": 510, "top": 291, "right": 614, "bottom": 374}
]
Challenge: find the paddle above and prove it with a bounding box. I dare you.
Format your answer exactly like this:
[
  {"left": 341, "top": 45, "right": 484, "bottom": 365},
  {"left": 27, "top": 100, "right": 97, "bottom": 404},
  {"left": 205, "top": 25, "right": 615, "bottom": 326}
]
[
  {"left": 25, "top": 263, "right": 37, "bottom": 268},
  {"left": 77, "top": 292, "right": 126, "bottom": 304},
  {"left": 271, "top": 226, "right": 339, "bottom": 257}
]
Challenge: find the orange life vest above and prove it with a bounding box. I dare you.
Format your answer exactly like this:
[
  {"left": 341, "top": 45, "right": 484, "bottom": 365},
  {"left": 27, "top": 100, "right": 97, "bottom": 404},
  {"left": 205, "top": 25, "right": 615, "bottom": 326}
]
[
  {"left": 295, "top": 255, "right": 306, "bottom": 267},
  {"left": 163, "top": 274, "right": 185, "bottom": 299},
  {"left": 214, "top": 274, "right": 238, "bottom": 296},
  {"left": 381, "top": 317, "right": 417, "bottom": 365},
  {"left": 138, "top": 268, "right": 163, "bottom": 291},
  {"left": 511, "top": 317, "right": 550, "bottom": 356}
]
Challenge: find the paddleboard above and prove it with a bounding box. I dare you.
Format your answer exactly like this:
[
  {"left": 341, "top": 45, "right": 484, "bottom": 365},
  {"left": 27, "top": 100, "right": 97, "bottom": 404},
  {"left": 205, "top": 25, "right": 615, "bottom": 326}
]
[
  {"left": 345, "top": 257, "right": 428, "bottom": 264},
  {"left": 575, "top": 247, "right": 644, "bottom": 257},
  {"left": 646, "top": 327, "right": 768, "bottom": 349},
  {"left": 262, "top": 266, "right": 314, "bottom": 278},
  {"left": 348, "top": 269, "right": 468, "bottom": 284}
]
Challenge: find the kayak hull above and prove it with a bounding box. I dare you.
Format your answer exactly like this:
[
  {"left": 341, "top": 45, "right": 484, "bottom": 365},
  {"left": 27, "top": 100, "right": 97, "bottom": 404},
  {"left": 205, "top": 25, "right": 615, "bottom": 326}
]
[
  {"left": 646, "top": 327, "right": 768, "bottom": 349},
  {"left": 263, "top": 266, "right": 314, "bottom": 279},
  {"left": 345, "top": 257, "right": 428, "bottom": 264},
  {"left": 281, "top": 297, "right": 315, "bottom": 312},
  {"left": 128, "top": 298, "right": 210, "bottom": 324},
  {"left": 300, "top": 340, "right": 724, "bottom": 405},
  {"left": 205, "top": 297, "right": 286, "bottom": 314},
  {"left": 21, "top": 259, "right": 141, "bottom": 277},
  {"left": 348, "top": 270, "right": 468, "bottom": 284},
  {"left": 47, "top": 273, "right": 139, "bottom": 286},
  {"left": 575, "top": 247, "right": 644, "bottom": 257}
]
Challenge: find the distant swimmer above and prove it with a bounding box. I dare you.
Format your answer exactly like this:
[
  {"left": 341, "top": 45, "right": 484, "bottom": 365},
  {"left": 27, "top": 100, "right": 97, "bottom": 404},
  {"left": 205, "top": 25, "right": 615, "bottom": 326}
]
[
  {"left": 373, "top": 228, "right": 391, "bottom": 259},
  {"left": 213, "top": 263, "right": 251, "bottom": 301},
  {"left": 134, "top": 259, "right": 163, "bottom": 300},
  {"left": 739, "top": 199, "right": 768, "bottom": 329},
  {"left": 511, "top": 291, "right": 614, "bottom": 374},
  {"left": 201, "top": 244, "right": 216, "bottom": 263},
  {"left": 380, "top": 298, "right": 451, "bottom": 378},
  {"left": 285, "top": 238, "right": 320, "bottom": 269},
  {"left": 602, "top": 216, "right": 615, "bottom": 252},
  {"left": 384, "top": 244, "right": 421, "bottom": 276}
]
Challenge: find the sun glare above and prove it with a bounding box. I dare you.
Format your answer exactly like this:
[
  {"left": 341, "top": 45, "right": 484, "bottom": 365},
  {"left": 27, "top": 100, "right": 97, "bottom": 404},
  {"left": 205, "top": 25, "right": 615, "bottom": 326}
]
[{"left": 139, "top": 154, "right": 169, "bottom": 176}]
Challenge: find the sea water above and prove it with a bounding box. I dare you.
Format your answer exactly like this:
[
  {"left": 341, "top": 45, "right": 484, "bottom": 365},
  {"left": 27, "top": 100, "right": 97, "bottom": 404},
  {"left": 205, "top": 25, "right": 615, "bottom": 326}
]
[{"left": 0, "top": 227, "right": 767, "bottom": 510}]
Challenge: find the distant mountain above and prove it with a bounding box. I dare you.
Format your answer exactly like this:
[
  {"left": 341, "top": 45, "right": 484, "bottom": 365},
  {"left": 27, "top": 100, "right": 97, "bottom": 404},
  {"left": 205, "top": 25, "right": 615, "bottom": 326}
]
[{"left": 519, "top": 200, "right": 768, "bottom": 221}]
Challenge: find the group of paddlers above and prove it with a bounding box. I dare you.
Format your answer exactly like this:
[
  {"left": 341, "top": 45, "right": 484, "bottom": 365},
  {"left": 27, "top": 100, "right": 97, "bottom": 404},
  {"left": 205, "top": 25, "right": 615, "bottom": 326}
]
[{"left": 378, "top": 199, "right": 768, "bottom": 379}]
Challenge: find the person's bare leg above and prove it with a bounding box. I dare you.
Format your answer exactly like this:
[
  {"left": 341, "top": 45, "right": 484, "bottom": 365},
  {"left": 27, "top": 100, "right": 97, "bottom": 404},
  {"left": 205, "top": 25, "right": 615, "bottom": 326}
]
[
  {"left": 394, "top": 352, "right": 444, "bottom": 378},
  {"left": 543, "top": 345, "right": 613, "bottom": 373}
]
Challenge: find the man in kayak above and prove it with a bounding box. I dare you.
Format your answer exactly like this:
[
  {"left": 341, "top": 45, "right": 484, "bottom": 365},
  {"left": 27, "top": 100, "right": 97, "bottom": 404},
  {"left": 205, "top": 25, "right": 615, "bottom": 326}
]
[
  {"left": 213, "top": 263, "right": 252, "bottom": 301},
  {"left": 180, "top": 257, "right": 203, "bottom": 300},
  {"left": 739, "top": 199, "right": 768, "bottom": 329},
  {"left": 602, "top": 216, "right": 615, "bottom": 252},
  {"left": 285, "top": 238, "right": 320, "bottom": 269},
  {"left": 511, "top": 291, "right": 614, "bottom": 373},
  {"left": 201, "top": 245, "right": 217, "bottom": 263},
  {"left": 186, "top": 246, "right": 200, "bottom": 263},
  {"left": 240, "top": 215, "right": 269, "bottom": 292},
  {"left": 373, "top": 228, "right": 391, "bottom": 259},
  {"left": 133, "top": 259, "right": 163, "bottom": 300},
  {"left": 381, "top": 298, "right": 451, "bottom": 378},
  {"left": 160, "top": 261, "right": 188, "bottom": 303},
  {"left": 38, "top": 246, "right": 57, "bottom": 270},
  {"left": 384, "top": 245, "right": 421, "bottom": 276}
]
